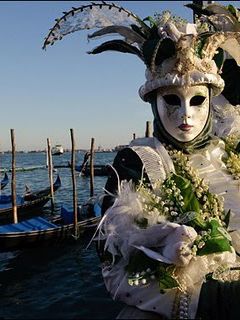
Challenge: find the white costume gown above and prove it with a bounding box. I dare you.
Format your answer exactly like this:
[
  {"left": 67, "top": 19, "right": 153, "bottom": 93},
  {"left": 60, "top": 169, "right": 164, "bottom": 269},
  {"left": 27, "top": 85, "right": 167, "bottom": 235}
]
[{"left": 101, "top": 98, "right": 240, "bottom": 319}]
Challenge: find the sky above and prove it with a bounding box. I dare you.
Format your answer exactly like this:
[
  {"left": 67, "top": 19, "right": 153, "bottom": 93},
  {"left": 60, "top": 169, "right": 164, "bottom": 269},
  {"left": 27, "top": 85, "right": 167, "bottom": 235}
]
[{"left": 0, "top": 1, "right": 239, "bottom": 151}]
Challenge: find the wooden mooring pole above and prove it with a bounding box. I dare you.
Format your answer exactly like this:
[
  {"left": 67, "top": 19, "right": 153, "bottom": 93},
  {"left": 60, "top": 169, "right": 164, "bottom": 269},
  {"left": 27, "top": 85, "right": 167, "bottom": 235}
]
[
  {"left": 90, "top": 138, "right": 95, "bottom": 197},
  {"left": 11, "top": 129, "right": 18, "bottom": 224},
  {"left": 145, "top": 121, "right": 152, "bottom": 138},
  {"left": 46, "top": 144, "right": 49, "bottom": 168},
  {"left": 47, "top": 138, "right": 54, "bottom": 212},
  {"left": 70, "top": 128, "right": 78, "bottom": 238},
  {"left": 0, "top": 146, "right": 1, "bottom": 196}
]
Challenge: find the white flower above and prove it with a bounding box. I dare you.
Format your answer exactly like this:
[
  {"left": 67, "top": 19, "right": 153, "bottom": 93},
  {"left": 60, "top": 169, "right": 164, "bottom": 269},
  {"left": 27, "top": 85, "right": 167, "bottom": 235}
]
[{"left": 134, "top": 279, "right": 139, "bottom": 286}]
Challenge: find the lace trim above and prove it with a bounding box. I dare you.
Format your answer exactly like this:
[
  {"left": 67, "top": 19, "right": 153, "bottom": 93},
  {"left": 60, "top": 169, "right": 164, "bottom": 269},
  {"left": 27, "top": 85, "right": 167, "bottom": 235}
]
[{"left": 129, "top": 145, "right": 168, "bottom": 189}]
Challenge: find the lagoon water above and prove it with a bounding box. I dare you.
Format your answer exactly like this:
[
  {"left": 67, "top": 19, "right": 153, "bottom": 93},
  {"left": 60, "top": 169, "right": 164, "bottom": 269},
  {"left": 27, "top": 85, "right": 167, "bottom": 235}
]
[{"left": 0, "top": 151, "right": 124, "bottom": 319}]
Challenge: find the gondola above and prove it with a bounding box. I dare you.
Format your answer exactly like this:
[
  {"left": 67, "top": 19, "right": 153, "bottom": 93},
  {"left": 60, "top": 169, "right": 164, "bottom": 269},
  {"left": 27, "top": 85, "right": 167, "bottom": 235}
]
[
  {"left": 0, "top": 175, "right": 61, "bottom": 223},
  {"left": 24, "top": 174, "right": 61, "bottom": 201},
  {"left": 75, "top": 164, "right": 109, "bottom": 176},
  {"left": 0, "top": 202, "right": 101, "bottom": 251},
  {"left": 1, "top": 173, "right": 9, "bottom": 190}
]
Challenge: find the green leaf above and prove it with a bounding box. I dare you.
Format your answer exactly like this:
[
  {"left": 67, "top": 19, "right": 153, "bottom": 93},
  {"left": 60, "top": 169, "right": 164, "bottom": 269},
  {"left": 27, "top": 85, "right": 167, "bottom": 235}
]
[
  {"left": 159, "top": 273, "right": 179, "bottom": 291},
  {"left": 143, "top": 16, "right": 157, "bottom": 28},
  {"left": 227, "top": 4, "right": 239, "bottom": 20},
  {"left": 170, "top": 174, "right": 206, "bottom": 228},
  {"left": 157, "top": 265, "right": 179, "bottom": 291},
  {"left": 197, "top": 219, "right": 232, "bottom": 255},
  {"left": 195, "top": 32, "right": 213, "bottom": 58},
  {"left": 126, "top": 250, "right": 158, "bottom": 274}
]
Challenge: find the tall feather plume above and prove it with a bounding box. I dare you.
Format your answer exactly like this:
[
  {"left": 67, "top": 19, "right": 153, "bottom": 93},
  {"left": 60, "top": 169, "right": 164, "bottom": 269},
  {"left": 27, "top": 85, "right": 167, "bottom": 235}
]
[
  {"left": 42, "top": 1, "right": 149, "bottom": 50},
  {"left": 88, "top": 25, "right": 145, "bottom": 46}
]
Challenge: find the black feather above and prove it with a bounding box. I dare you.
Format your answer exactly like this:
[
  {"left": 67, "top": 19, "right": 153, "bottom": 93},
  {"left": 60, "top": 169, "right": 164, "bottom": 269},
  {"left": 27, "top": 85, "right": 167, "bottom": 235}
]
[{"left": 88, "top": 40, "right": 143, "bottom": 59}]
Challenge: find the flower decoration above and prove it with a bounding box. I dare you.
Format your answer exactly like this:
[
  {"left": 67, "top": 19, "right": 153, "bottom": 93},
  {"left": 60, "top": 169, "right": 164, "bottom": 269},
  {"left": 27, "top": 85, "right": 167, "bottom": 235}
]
[
  {"left": 223, "top": 134, "right": 240, "bottom": 180},
  {"left": 120, "top": 149, "right": 233, "bottom": 292}
]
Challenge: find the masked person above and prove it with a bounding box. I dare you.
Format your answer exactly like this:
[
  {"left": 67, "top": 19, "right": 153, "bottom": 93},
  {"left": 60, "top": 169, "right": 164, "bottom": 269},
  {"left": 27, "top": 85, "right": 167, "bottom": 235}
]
[{"left": 44, "top": 2, "right": 240, "bottom": 319}]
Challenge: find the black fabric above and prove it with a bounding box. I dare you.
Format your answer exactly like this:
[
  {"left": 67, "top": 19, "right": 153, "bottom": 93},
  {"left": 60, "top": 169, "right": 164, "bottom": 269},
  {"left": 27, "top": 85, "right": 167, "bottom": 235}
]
[
  {"left": 221, "top": 59, "right": 240, "bottom": 106},
  {"left": 196, "top": 279, "right": 240, "bottom": 320},
  {"left": 101, "top": 148, "right": 149, "bottom": 215}
]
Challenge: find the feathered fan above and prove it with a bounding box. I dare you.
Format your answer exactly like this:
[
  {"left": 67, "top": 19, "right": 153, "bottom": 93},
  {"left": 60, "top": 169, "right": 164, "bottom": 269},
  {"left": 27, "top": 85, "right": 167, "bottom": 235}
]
[
  {"left": 42, "top": 2, "right": 150, "bottom": 60},
  {"left": 42, "top": 1, "right": 176, "bottom": 70}
]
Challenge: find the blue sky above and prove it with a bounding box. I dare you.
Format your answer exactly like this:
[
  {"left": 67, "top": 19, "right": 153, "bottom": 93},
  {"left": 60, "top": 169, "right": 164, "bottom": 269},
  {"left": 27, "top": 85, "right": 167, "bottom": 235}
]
[{"left": 0, "top": 1, "right": 238, "bottom": 151}]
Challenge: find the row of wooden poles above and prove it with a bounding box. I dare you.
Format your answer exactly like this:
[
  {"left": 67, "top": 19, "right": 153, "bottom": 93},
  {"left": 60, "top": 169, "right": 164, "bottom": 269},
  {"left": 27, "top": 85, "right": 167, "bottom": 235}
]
[
  {"left": 46, "top": 131, "right": 95, "bottom": 209},
  {"left": 10, "top": 128, "right": 95, "bottom": 234},
  {"left": 10, "top": 121, "right": 152, "bottom": 232}
]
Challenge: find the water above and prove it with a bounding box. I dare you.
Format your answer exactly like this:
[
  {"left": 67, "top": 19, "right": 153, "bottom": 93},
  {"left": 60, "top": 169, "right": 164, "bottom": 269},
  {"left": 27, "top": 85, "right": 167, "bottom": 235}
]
[{"left": 0, "top": 151, "right": 124, "bottom": 319}]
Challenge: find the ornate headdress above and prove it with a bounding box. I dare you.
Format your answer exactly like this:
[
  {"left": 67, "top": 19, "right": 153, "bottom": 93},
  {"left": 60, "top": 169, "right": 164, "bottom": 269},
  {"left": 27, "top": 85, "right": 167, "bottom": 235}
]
[{"left": 43, "top": 2, "right": 240, "bottom": 104}]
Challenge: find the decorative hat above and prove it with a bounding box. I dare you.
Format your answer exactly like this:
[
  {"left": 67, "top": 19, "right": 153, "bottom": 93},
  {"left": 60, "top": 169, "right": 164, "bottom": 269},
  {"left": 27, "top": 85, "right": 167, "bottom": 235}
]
[{"left": 43, "top": 2, "right": 240, "bottom": 103}]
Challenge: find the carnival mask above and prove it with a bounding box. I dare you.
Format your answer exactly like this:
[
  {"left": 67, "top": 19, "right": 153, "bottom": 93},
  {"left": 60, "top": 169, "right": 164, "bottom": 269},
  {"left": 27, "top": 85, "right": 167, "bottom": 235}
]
[{"left": 156, "top": 85, "right": 210, "bottom": 142}]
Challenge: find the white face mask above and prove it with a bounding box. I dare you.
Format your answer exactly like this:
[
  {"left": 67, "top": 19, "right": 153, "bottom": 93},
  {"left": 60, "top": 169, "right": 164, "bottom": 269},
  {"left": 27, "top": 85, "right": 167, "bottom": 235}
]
[{"left": 156, "top": 85, "right": 210, "bottom": 142}]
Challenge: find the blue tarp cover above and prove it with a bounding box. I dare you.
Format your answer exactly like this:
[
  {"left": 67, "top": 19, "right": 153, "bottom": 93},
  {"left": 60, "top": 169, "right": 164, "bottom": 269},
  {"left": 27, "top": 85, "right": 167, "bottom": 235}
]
[
  {"left": 0, "top": 195, "right": 24, "bottom": 209},
  {"left": 61, "top": 205, "right": 78, "bottom": 224},
  {"left": 0, "top": 216, "right": 57, "bottom": 233}
]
